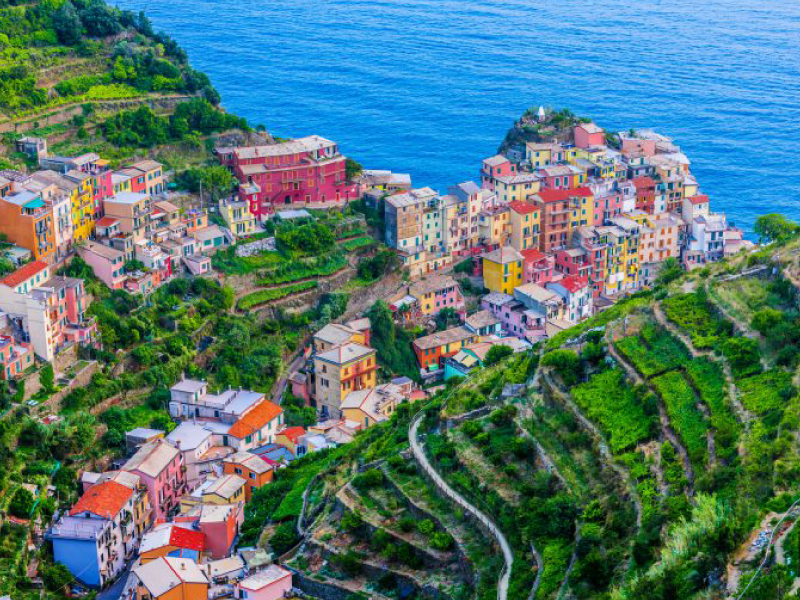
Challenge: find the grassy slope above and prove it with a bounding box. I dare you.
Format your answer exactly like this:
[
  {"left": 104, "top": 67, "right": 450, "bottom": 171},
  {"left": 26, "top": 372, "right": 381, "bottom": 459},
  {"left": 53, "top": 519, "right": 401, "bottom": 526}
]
[{"left": 0, "top": 0, "right": 222, "bottom": 169}]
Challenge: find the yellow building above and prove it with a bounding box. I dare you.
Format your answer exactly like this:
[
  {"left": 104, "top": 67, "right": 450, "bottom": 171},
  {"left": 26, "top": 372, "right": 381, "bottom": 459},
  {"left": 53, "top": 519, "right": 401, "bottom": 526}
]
[
  {"left": 508, "top": 202, "right": 540, "bottom": 251},
  {"left": 482, "top": 246, "right": 524, "bottom": 295},
  {"left": 341, "top": 383, "right": 405, "bottom": 429},
  {"left": 129, "top": 160, "right": 165, "bottom": 196},
  {"left": 408, "top": 274, "right": 464, "bottom": 317},
  {"left": 201, "top": 474, "right": 246, "bottom": 505},
  {"left": 218, "top": 198, "right": 256, "bottom": 237},
  {"left": 493, "top": 173, "right": 541, "bottom": 204},
  {"left": 64, "top": 170, "right": 95, "bottom": 242},
  {"left": 313, "top": 342, "right": 377, "bottom": 419}
]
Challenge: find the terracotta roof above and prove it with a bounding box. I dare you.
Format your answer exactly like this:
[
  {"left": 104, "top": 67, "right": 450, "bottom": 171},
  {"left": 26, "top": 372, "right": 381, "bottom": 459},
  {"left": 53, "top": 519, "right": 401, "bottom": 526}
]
[
  {"left": 632, "top": 176, "right": 656, "bottom": 189},
  {"left": 69, "top": 481, "right": 132, "bottom": 519},
  {"left": 277, "top": 426, "right": 305, "bottom": 443},
  {"left": 508, "top": 201, "right": 538, "bottom": 215},
  {"left": 535, "top": 188, "right": 571, "bottom": 203},
  {"left": 690, "top": 194, "right": 709, "bottom": 205},
  {"left": 170, "top": 526, "right": 205, "bottom": 551},
  {"left": 413, "top": 326, "right": 474, "bottom": 351},
  {"left": 96, "top": 216, "right": 119, "bottom": 228},
  {"left": 554, "top": 275, "right": 589, "bottom": 293},
  {"left": 569, "top": 186, "right": 593, "bottom": 198},
  {"left": 228, "top": 400, "right": 283, "bottom": 439},
  {"left": 520, "top": 248, "right": 546, "bottom": 262},
  {"left": 1, "top": 260, "right": 48, "bottom": 288}
]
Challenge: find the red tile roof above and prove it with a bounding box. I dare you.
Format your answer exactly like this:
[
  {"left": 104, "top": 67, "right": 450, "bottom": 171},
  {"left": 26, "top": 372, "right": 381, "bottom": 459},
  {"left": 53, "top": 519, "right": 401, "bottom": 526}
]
[
  {"left": 690, "top": 194, "right": 709, "bottom": 205},
  {"left": 1, "top": 260, "right": 48, "bottom": 289},
  {"left": 569, "top": 186, "right": 594, "bottom": 197},
  {"left": 277, "top": 426, "right": 305, "bottom": 444},
  {"left": 96, "top": 216, "right": 119, "bottom": 227},
  {"left": 631, "top": 176, "right": 656, "bottom": 190},
  {"left": 169, "top": 525, "right": 206, "bottom": 551},
  {"left": 536, "top": 188, "right": 571, "bottom": 203},
  {"left": 508, "top": 201, "right": 538, "bottom": 215},
  {"left": 556, "top": 275, "right": 589, "bottom": 293},
  {"left": 69, "top": 481, "right": 132, "bottom": 519},
  {"left": 228, "top": 400, "right": 283, "bottom": 440},
  {"left": 520, "top": 248, "right": 546, "bottom": 262}
]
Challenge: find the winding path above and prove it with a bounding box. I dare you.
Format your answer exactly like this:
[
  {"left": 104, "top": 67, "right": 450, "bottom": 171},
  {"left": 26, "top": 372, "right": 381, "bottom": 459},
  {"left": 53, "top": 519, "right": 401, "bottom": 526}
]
[{"left": 409, "top": 412, "right": 513, "bottom": 600}]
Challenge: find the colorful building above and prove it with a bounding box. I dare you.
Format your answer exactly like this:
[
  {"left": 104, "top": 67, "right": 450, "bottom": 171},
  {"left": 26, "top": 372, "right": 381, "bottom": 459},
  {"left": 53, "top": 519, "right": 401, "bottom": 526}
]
[
  {"left": 218, "top": 198, "right": 257, "bottom": 237},
  {"left": 313, "top": 342, "right": 377, "bottom": 419},
  {"left": 412, "top": 326, "right": 476, "bottom": 372},
  {"left": 123, "top": 439, "right": 186, "bottom": 521},
  {"left": 139, "top": 523, "right": 206, "bottom": 563},
  {"left": 0, "top": 190, "right": 55, "bottom": 262},
  {"left": 49, "top": 480, "right": 144, "bottom": 587},
  {"left": 133, "top": 556, "right": 209, "bottom": 600},
  {"left": 219, "top": 135, "right": 357, "bottom": 218},
  {"left": 482, "top": 246, "right": 523, "bottom": 295},
  {"left": 223, "top": 451, "right": 273, "bottom": 501},
  {"left": 508, "top": 201, "right": 540, "bottom": 251},
  {"left": 235, "top": 565, "right": 293, "bottom": 600}
]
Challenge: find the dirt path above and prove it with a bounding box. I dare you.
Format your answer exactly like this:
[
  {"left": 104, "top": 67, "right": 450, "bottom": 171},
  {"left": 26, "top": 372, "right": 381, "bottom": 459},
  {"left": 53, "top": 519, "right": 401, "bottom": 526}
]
[{"left": 409, "top": 412, "right": 513, "bottom": 600}]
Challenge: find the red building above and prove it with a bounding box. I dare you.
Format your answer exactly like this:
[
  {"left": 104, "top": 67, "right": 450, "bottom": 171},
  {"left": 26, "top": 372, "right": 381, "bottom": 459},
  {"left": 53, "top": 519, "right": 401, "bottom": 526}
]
[
  {"left": 520, "top": 248, "right": 555, "bottom": 285},
  {"left": 632, "top": 176, "right": 657, "bottom": 214},
  {"left": 217, "top": 135, "right": 358, "bottom": 219}
]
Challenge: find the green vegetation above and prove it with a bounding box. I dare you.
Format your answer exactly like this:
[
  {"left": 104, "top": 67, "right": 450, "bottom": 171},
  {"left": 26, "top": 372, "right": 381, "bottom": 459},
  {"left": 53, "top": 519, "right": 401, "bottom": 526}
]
[
  {"left": 367, "top": 300, "right": 420, "bottom": 381},
  {"left": 738, "top": 369, "right": 794, "bottom": 415},
  {"left": 616, "top": 324, "right": 690, "bottom": 377},
  {"left": 684, "top": 357, "right": 740, "bottom": 462},
  {"left": 651, "top": 371, "right": 709, "bottom": 467},
  {"left": 237, "top": 281, "right": 318, "bottom": 310},
  {"left": 572, "top": 369, "right": 657, "bottom": 453}
]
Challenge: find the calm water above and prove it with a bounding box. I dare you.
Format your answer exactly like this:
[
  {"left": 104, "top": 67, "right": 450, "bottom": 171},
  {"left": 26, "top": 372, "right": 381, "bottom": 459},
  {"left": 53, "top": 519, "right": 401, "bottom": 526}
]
[{"left": 114, "top": 0, "right": 800, "bottom": 234}]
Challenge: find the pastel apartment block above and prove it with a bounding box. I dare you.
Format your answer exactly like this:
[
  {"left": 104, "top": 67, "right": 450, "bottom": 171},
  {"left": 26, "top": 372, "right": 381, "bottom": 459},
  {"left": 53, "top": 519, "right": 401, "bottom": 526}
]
[
  {"left": 0, "top": 262, "right": 97, "bottom": 361},
  {"left": 482, "top": 246, "right": 524, "bottom": 295},
  {"left": 235, "top": 565, "right": 293, "bottom": 600},
  {"left": 123, "top": 439, "right": 187, "bottom": 521},
  {"left": 412, "top": 325, "right": 477, "bottom": 373},
  {"left": 168, "top": 378, "right": 285, "bottom": 450},
  {"left": 139, "top": 523, "right": 206, "bottom": 563},
  {"left": 0, "top": 334, "right": 33, "bottom": 380}
]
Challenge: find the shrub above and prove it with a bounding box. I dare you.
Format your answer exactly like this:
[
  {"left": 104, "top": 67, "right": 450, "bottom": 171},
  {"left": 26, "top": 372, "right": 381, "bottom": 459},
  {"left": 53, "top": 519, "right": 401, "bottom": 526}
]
[
  {"left": 9, "top": 487, "right": 34, "bottom": 519},
  {"left": 541, "top": 349, "right": 582, "bottom": 386},
  {"left": 417, "top": 519, "right": 435, "bottom": 536},
  {"left": 352, "top": 468, "right": 383, "bottom": 491}
]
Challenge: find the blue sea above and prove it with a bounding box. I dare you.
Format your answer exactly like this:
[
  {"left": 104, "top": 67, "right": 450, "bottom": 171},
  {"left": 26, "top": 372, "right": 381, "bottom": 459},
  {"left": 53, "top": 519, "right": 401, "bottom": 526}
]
[{"left": 113, "top": 0, "right": 800, "bottom": 234}]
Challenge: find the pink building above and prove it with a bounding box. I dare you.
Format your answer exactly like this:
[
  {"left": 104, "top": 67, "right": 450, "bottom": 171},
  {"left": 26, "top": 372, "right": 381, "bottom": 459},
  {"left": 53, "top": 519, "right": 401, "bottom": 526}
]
[
  {"left": 123, "top": 439, "right": 186, "bottom": 521},
  {"left": 92, "top": 170, "right": 114, "bottom": 219},
  {"left": 555, "top": 248, "right": 591, "bottom": 278},
  {"left": 481, "top": 292, "right": 547, "bottom": 343},
  {"left": 574, "top": 123, "right": 606, "bottom": 149},
  {"left": 78, "top": 241, "right": 127, "bottom": 289},
  {"left": 235, "top": 565, "right": 293, "bottom": 600},
  {"left": 0, "top": 335, "right": 33, "bottom": 380},
  {"left": 481, "top": 155, "right": 516, "bottom": 189},
  {"left": 520, "top": 248, "right": 555, "bottom": 285},
  {"left": 218, "top": 135, "right": 357, "bottom": 219}
]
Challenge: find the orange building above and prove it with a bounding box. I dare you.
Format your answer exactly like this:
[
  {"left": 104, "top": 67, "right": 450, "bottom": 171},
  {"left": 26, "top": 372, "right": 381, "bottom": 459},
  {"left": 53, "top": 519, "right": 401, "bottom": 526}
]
[
  {"left": 222, "top": 451, "right": 273, "bottom": 501},
  {"left": 133, "top": 556, "right": 209, "bottom": 600},
  {"left": 412, "top": 326, "right": 476, "bottom": 372},
  {"left": 0, "top": 191, "right": 55, "bottom": 262}
]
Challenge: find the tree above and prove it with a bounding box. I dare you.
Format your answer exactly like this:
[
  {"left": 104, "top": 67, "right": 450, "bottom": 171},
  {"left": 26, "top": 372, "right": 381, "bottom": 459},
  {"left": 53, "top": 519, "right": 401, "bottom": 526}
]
[
  {"left": 9, "top": 487, "right": 34, "bottom": 518},
  {"left": 345, "top": 158, "right": 363, "bottom": 180},
  {"left": 541, "top": 349, "right": 582, "bottom": 386},
  {"left": 484, "top": 344, "right": 513, "bottom": 366},
  {"left": 434, "top": 307, "right": 460, "bottom": 331},
  {"left": 53, "top": 1, "right": 83, "bottom": 46},
  {"left": 655, "top": 257, "right": 682, "bottom": 287},
  {"left": 80, "top": 3, "right": 122, "bottom": 37},
  {"left": 39, "top": 363, "right": 55, "bottom": 394},
  {"left": 754, "top": 214, "right": 800, "bottom": 244}
]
